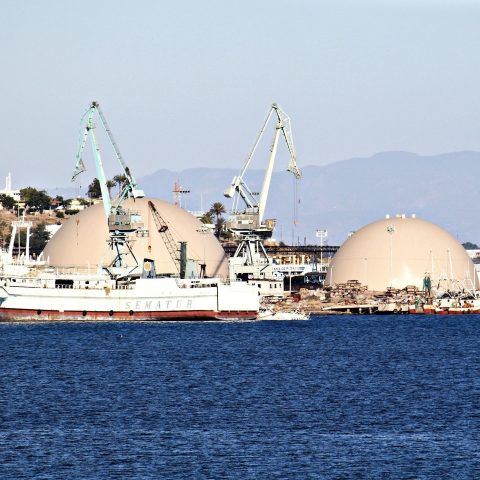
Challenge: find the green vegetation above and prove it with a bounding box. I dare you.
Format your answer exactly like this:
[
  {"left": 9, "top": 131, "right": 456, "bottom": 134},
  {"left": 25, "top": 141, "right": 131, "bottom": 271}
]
[
  {"left": 0, "top": 219, "right": 9, "bottom": 249},
  {"left": 462, "top": 242, "right": 479, "bottom": 250},
  {"left": 5, "top": 222, "right": 51, "bottom": 256},
  {"left": 87, "top": 176, "right": 127, "bottom": 199},
  {"left": 30, "top": 223, "right": 50, "bottom": 255},
  {"left": 20, "top": 187, "right": 51, "bottom": 212},
  {"left": 106, "top": 179, "right": 115, "bottom": 196},
  {"left": 0, "top": 194, "right": 15, "bottom": 210},
  {"left": 87, "top": 178, "right": 102, "bottom": 199},
  {"left": 209, "top": 202, "right": 227, "bottom": 238},
  {"left": 113, "top": 174, "right": 128, "bottom": 193},
  {"left": 200, "top": 211, "right": 213, "bottom": 224}
]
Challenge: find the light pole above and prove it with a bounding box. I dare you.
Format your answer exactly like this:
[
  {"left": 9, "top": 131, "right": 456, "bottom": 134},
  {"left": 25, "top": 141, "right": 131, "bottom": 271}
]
[
  {"left": 316, "top": 229, "right": 328, "bottom": 272},
  {"left": 386, "top": 225, "right": 395, "bottom": 287},
  {"left": 364, "top": 257, "right": 368, "bottom": 288}
]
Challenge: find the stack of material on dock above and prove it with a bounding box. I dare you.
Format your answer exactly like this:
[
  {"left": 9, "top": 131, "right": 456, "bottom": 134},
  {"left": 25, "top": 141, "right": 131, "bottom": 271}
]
[
  {"left": 385, "top": 287, "right": 400, "bottom": 296},
  {"left": 405, "top": 285, "right": 419, "bottom": 294},
  {"left": 334, "top": 280, "right": 368, "bottom": 295}
]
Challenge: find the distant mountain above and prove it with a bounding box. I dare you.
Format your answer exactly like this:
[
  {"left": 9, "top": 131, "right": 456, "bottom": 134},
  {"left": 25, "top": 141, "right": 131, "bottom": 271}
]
[
  {"left": 138, "top": 151, "right": 480, "bottom": 245},
  {"left": 47, "top": 151, "right": 480, "bottom": 245}
]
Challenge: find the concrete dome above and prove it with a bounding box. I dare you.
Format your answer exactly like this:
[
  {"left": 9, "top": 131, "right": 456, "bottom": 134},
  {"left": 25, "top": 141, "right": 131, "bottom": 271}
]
[
  {"left": 43, "top": 198, "right": 228, "bottom": 278},
  {"left": 326, "top": 216, "right": 477, "bottom": 291}
]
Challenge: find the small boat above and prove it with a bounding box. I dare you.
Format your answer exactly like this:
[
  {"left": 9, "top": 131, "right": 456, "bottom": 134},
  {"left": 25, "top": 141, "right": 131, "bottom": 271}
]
[{"left": 258, "top": 308, "right": 310, "bottom": 320}]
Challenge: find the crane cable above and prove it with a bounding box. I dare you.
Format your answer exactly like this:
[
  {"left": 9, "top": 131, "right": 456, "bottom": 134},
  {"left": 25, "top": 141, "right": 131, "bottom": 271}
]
[{"left": 293, "top": 176, "right": 300, "bottom": 226}]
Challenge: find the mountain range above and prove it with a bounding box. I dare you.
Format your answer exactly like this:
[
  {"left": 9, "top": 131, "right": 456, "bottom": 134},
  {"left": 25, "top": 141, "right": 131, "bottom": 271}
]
[{"left": 47, "top": 151, "right": 480, "bottom": 245}]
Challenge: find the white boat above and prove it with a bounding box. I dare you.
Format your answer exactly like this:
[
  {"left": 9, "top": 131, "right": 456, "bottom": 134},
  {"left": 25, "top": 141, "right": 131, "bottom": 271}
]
[
  {"left": 257, "top": 307, "right": 310, "bottom": 321},
  {"left": 0, "top": 271, "right": 258, "bottom": 322}
]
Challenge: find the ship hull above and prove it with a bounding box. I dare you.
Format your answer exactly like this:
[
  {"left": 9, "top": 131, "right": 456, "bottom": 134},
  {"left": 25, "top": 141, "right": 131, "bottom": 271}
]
[{"left": 0, "top": 307, "right": 257, "bottom": 322}]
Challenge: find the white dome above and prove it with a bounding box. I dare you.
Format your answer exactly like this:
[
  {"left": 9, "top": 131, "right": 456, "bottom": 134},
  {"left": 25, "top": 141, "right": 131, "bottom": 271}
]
[
  {"left": 43, "top": 198, "right": 228, "bottom": 278},
  {"left": 326, "top": 216, "right": 477, "bottom": 291}
]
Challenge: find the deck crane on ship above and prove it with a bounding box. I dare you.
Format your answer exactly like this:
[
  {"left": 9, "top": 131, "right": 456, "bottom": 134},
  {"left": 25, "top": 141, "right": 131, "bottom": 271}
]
[{"left": 72, "top": 101, "right": 146, "bottom": 276}]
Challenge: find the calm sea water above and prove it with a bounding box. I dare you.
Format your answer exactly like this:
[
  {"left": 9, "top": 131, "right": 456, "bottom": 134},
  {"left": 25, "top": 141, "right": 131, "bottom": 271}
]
[{"left": 0, "top": 315, "right": 479, "bottom": 479}]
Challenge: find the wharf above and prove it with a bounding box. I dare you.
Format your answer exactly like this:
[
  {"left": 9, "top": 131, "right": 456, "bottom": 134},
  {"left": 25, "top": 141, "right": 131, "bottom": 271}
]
[{"left": 222, "top": 243, "right": 339, "bottom": 257}]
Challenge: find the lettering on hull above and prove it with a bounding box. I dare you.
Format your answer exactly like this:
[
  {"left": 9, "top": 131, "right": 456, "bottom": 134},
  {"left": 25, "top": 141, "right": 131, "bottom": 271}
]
[{"left": 125, "top": 299, "right": 194, "bottom": 311}]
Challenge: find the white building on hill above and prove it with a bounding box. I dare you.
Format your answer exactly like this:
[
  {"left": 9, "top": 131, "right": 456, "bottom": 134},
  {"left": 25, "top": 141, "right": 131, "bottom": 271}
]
[{"left": 0, "top": 173, "right": 21, "bottom": 202}]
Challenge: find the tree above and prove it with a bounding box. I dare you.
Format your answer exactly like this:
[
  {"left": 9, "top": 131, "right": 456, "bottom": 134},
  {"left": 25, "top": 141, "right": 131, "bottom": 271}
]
[
  {"left": 0, "top": 194, "right": 15, "bottom": 210},
  {"left": 106, "top": 180, "right": 115, "bottom": 197},
  {"left": 209, "top": 202, "right": 226, "bottom": 221},
  {"left": 463, "top": 242, "right": 479, "bottom": 250},
  {"left": 30, "top": 223, "right": 50, "bottom": 255},
  {"left": 209, "top": 202, "right": 227, "bottom": 238},
  {"left": 200, "top": 211, "right": 213, "bottom": 224},
  {"left": 113, "top": 174, "right": 128, "bottom": 193},
  {"left": 20, "top": 187, "right": 51, "bottom": 212},
  {"left": 87, "top": 178, "right": 102, "bottom": 199},
  {"left": 0, "top": 219, "right": 9, "bottom": 248},
  {"left": 5, "top": 222, "right": 50, "bottom": 255}
]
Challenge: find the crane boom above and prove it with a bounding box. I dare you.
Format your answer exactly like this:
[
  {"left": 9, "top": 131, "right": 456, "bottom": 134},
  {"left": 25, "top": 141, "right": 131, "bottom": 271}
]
[
  {"left": 224, "top": 103, "right": 301, "bottom": 235},
  {"left": 148, "top": 201, "right": 180, "bottom": 274},
  {"left": 93, "top": 102, "right": 144, "bottom": 199},
  {"left": 71, "top": 101, "right": 145, "bottom": 222}
]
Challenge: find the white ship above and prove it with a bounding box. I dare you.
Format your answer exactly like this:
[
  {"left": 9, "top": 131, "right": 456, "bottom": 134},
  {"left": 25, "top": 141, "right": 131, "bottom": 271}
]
[
  {"left": 0, "top": 102, "right": 259, "bottom": 322},
  {"left": 0, "top": 269, "right": 258, "bottom": 322}
]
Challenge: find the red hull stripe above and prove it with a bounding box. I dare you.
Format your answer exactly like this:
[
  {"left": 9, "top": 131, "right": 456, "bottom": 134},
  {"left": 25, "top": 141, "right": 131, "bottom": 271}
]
[{"left": 0, "top": 308, "right": 258, "bottom": 322}]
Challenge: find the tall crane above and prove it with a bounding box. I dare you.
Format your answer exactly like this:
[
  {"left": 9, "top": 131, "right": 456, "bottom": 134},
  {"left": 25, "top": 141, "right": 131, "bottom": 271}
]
[
  {"left": 147, "top": 201, "right": 180, "bottom": 275},
  {"left": 71, "top": 101, "right": 145, "bottom": 272},
  {"left": 224, "top": 103, "right": 301, "bottom": 238}
]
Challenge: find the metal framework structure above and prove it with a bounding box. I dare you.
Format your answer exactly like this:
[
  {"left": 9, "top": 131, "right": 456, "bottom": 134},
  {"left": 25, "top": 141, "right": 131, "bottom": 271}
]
[
  {"left": 223, "top": 244, "right": 339, "bottom": 258},
  {"left": 71, "top": 101, "right": 145, "bottom": 272},
  {"left": 147, "top": 201, "right": 180, "bottom": 274},
  {"left": 224, "top": 103, "right": 301, "bottom": 234}
]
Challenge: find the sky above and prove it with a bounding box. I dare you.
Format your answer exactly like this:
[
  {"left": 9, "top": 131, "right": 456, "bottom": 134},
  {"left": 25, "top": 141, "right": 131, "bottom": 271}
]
[{"left": 0, "top": 0, "right": 479, "bottom": 190}]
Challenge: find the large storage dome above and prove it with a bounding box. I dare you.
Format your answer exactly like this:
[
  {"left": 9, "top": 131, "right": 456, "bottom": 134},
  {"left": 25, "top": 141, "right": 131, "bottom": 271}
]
[
  {"left": 43, "top": 198, "right": 228, "bottom": 278},
  {"left": 326, "top": 215, "right": 477, "bottom": 291}
]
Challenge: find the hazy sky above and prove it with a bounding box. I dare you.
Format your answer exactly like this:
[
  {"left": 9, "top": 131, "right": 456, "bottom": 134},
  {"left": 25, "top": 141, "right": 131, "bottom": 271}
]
[{"left": 0, "top": 0, "right": 479, "bottom": 190}]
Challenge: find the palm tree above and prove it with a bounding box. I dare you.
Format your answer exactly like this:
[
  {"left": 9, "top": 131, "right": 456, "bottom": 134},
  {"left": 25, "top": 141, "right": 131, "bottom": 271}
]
[
  {"left": 200, "top": 211, "right": 213, "bottom": 224},
  {"left": 113, "top": 174, "right": 128, "bottom": 194},
  {"left": 106, "top": 180, "right": 115, "bottom": 197},
  {"left": 209, "top": 202, "right": 226, "bottom": 222},
  {"left": 209, "top": 202, "right": 226, "bottom": 238}
]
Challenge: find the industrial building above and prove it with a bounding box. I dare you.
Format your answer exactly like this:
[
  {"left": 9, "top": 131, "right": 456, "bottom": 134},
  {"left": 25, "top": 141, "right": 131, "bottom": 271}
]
[{"left": 326, "top": 214, "right": 477, "bottom": 292}]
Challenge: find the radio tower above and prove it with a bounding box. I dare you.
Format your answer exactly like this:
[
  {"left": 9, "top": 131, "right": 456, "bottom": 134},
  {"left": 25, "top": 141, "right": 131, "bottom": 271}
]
[{"left": 172, "top": 180, "right": 190, "bottom": 208}]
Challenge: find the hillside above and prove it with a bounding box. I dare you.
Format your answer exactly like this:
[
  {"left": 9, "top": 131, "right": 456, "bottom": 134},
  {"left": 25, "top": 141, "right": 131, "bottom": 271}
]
[
  {"left": 46, "top": 151, "right": 480, "bottom": 245},
  {"left": 137, "top": 151, "right": 480, "bottom": 244}
]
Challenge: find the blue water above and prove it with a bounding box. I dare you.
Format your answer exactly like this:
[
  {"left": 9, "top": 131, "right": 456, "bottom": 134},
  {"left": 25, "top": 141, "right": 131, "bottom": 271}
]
[{"left": 0, "top": 316, "right": 479, "bottom": 479}]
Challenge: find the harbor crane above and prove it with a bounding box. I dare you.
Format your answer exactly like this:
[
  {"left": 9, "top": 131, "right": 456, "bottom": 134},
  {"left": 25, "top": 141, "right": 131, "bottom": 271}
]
[
  {"left": 224, "top": 102, "right": 301, "bottom": 238},
  {"left": 225, "top": 103, "right": 302, "bottom": 285},
  {"left": 71, "top": 101, "right": 145, "bottom": 273}
]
